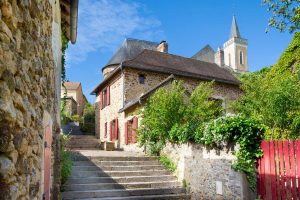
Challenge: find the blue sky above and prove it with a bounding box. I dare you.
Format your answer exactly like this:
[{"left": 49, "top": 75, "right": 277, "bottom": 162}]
[{"left": 66, "top": 0, "right": 293, "bottom": 103}]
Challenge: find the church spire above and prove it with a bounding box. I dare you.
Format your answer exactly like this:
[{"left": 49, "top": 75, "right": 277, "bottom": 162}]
[{"left": 229, "top": 15, "right": 241, "bottom": 39}]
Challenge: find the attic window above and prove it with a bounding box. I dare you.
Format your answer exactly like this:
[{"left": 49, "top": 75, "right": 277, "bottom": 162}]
[{"left": 138, "top": 74, "right": 145, "bottom": 84}]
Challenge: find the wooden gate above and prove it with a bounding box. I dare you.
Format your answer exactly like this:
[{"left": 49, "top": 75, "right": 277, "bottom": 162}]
[
  {"left": 43, "top": 126, "right": 52, "bottom": 200},
  {"left": 257, "top": 140, "right": 300, "bottom": 199}
]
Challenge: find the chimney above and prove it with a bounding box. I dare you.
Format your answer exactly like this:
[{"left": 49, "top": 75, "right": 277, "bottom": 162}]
[
  {"left": 157, "top": 41, "right": 168, "bottom": 53},
  {"left": 214, "top": 47, "right": 224, "bottom": 67}
]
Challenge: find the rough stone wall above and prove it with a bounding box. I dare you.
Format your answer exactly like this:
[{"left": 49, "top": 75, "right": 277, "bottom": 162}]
[
  {"left": 0, "top": 0, "right": 61, "bottom": 199},
  {"left": 76, "top": 85, "right": 86, "bottom": 116},
  {"left": 97, "top": 72, "right": 125, "bottom": 148},
  {"left": 123, "top": 68, "right": 169, "bottom": 103},
  {"left": 161, "top": 143, "right": 254, "bottom": 200}
]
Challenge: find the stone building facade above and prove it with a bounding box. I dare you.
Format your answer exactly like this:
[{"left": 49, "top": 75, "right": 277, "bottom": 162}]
[
  {"left": 91, "top": 37, "right": 242, "bottom": 151},
  {"left": 61, "top": 82, "right": 87, "bottom": 116},
  {"left": 0, "top": 0, "right": 78, "bottom": 199}
]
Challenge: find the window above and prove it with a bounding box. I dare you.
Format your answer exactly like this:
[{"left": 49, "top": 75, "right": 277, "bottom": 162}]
[
  {"left": 228, "top": 53, "right": 231, "bottom": 66},
  {"left": 138, "top": 74, "right": 145, "bottom": 84},
  {"left": 104, "top": 122, "right": 107, "bottom": 138},
  {"left": 240, "top": 51, "right": 244, "bottom": 65},
  {"left": 100, "top": 86, "right": 110, "bottom": 109},
  {"left": 103, "top": 88, "right": 107, "bottom": 106}
]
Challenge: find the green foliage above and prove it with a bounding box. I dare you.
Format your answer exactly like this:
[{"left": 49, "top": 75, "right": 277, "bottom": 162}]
[
  {"left": 159, "top": 155, "right": 177, "bottom": 172},
  {"left": 138, "top": 81, "right": 187, "bottom": 155},
  {"left": 80, "top": 103, "right": 95, "bottom": 134},
  {"left": 263, "top": 0, "right": 300, "bottom": 33},
  {"left": 138, "top": 81, "right": 223, "bottom": 154},
  {"left": 71, "top": 115, "right": 82, "bottom": 123},
  {"left": 60, "top": 134, "right": 72, "bottom": 186},
  {"left": 234, "top": 33, "right": 300, "bottom": 139},
  {"left": 198, "top": 115, "right": 265, "bottom": 190}
]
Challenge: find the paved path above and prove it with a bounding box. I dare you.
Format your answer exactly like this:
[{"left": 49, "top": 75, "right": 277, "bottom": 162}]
[{"left": 62, "top": 122, "right": 84, "bottom": 135}]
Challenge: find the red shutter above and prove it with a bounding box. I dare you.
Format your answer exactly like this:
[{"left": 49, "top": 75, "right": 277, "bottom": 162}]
[
  {"left": 133, "top": 117, "right": 138, "bottom": 143},
  {"left": 125, "top": 122, "right": 128, "bottom": 145},
  {"left": 109, "top": 121, "right": 113, "bottom": 141},
  {"left": 115, "top": 118, "right": 118, "bottom": 140},
  {"left": 100, "top": 91, "right": 103, "bottom": 109},
  {"left": 107, "top": 86, "right": 110, "bottom": 106}
]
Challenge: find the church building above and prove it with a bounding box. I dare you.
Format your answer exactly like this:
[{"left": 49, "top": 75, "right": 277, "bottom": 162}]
[{"left": 91, "top": 16, "right": 247, "bottom": 151}]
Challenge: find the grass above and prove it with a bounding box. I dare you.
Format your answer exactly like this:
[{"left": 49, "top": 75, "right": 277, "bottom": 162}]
[
  {"left": 60, "top": 134, "right": 73, "bottom": 186},
  {"left": 159, "top": 155, "right": 177, "bottom": 172}
]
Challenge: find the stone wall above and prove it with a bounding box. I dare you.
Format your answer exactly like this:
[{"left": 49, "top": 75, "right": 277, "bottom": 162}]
[
  {"left": 161, "top": 143, "right": 254, "bottom": 200},
  {"left": 0, "top": 0, "right": 62, "bottom": 199}
]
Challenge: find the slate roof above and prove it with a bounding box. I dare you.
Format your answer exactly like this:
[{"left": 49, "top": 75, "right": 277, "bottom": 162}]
[
  {"left": 230, "top": 15, "right": 241, "bottom": 38},
  {"left": 104, "top": 38, "right": 159, "bottom": 70},
  {"left": 63, "top": 82, "right": 81, "bottom": 90},
  {"left": 191, "top": 44, "right": 215, "bottom": 63}
]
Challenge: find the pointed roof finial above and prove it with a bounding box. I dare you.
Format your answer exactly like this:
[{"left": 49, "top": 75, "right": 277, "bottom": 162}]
[{"left": 230, "top": 15, "right": 241, "bottom": 39}]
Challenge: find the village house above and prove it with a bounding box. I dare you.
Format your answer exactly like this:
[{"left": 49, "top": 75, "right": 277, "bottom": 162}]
[
  {"left": 61, "top": 82, "right": 87, "bottom": 116},
  {"left": 0, "top": 0, "right": 78, "bottom": 199},
  {"left": 91, "top": 16, "right": 247, "bottom": 151}
]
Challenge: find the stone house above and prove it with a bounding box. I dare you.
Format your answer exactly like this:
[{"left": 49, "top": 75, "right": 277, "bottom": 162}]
[
  {"left": 91, "top": 17, "right": 246, "bottom": 151},
  {"left": 61, "top": 82, "right": 87, "bottom": 116},
  {"left": 0, "top": 0, "right": 78, "bottom": 199}
]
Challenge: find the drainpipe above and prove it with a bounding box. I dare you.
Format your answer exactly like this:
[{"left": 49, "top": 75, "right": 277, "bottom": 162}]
[{"left": 70, "top": 0, "right": 79, "bottom": 44}]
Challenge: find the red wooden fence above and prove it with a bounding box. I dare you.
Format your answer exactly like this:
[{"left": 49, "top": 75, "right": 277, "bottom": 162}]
[{"left": 257, "top": 140, "right": 300, "bottom": 199}]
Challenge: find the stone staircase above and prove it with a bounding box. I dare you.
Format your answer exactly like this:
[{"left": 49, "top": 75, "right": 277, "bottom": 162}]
[
  {"left": 66, "top": 135, "right": 101, "bottom": 150},
  {"left": 62, "top": 154, "right": 190, "bottom": 199}
]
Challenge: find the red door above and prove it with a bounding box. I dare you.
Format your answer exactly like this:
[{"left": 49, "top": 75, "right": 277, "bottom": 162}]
[{"left": 43, "top": 126, "right": 52, "bottom": 200}]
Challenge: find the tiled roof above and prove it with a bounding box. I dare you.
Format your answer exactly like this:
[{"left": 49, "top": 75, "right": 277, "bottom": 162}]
[
  {"left": 63, "top": 82, "right": 81, "bottom": 90},
  {"left": 122, "top": 49, "right": 239, "bottom": 85}
]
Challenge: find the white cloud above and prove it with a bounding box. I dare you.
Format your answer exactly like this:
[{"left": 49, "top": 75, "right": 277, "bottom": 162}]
[{"left": 66, "top": 0, "right": 164, "bottom": 65}]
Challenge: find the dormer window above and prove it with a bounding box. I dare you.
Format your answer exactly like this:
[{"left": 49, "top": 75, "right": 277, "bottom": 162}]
[{"left": 138, "top": 74, "right": 145, "bottom": 84}]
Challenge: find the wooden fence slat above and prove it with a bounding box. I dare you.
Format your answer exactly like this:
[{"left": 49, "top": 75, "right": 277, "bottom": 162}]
[
  {"left": 269, "top": 141, "right": 277, "bottom": 200},
  {"left": 289, "top": 140, "right": 297, "bottom": 199},
  {"left": 274, "top": 141, "right": 281, "bottom": 199},
  {"left": 264, "top": 141, "right": 272, "bottom": 200},
  {"left": 279, "top": 140, "right": 286, "bottom": 200},
  {"left": 284, "top": 140, "right": 292, "bottom": 199},
  {"left": 295, "top": 140, "right": 300, "bottom": 198},
  {"left": 257, "top": 152, "right": 262, "bottom": 197},
  {"left": 261, "top": 141, "right": 268, "bottom": 198}
]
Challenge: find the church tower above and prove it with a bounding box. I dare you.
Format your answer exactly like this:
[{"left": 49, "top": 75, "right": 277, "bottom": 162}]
[{"left": 223, "top": 16, "right": 248, "bottom": 72}]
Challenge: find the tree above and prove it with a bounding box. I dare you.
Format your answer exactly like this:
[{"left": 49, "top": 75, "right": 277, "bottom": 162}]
[{"left": 263, "top": 0, "right": 300, "bottom": 33}]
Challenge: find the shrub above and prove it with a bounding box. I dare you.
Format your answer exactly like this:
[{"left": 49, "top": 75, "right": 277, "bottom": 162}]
[
  {"left": 80, "top": 103, "right": 95, "bottom": 134},
  {"left": 71, "top": 114, "right": 82, "bottom": 123},
  {"left": 60, "top": 134, "right": 73, "bottom": 186}
]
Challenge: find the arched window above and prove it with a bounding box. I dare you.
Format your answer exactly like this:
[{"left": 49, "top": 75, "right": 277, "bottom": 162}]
[
  {"left": 228, "top": 53, "right": 231, "bottom": 66},
  {"left": 240, "top": 51, "right": 243, "bottom": 65}
]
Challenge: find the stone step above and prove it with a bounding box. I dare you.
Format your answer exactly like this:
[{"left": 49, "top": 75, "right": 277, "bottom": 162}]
[
  {"left": 72, "top": 160, "right": 160, "bottom": 166},
  {"left": 72, "top": 165, "right": 165, "bottom": 172},
  {"left": 63, "top": 181, "right": 180, "bottom": 191},
  {"left": 79, "top": 193, "right": 190, "bottom": 200},
  {"left": 62, "top": 187, "right": 186, "bottom": 199},
  {"left": 86, "top": 156, "right": 158, "bottom": 161},
  {"left": 70, "top": 170, "right": 171, "bottom": 178},
  {"left": 66, "top": 175, "right": 177, "bottom": 184}
]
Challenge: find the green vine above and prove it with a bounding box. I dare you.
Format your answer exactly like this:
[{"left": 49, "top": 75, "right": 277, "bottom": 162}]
[
  {"left": 197, "top": 114, "right": 265, "bottom": 191},
  {"left": 61, "top": 28, "right": 69, "bottom": 113}
]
